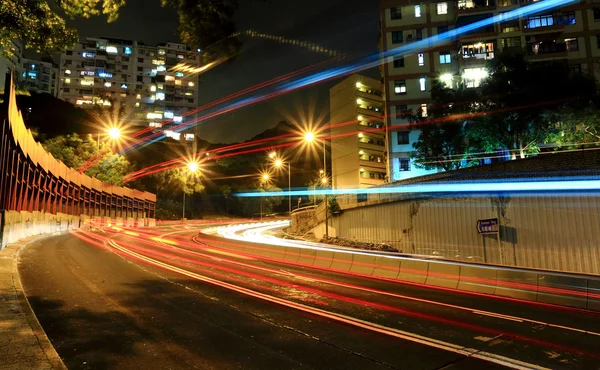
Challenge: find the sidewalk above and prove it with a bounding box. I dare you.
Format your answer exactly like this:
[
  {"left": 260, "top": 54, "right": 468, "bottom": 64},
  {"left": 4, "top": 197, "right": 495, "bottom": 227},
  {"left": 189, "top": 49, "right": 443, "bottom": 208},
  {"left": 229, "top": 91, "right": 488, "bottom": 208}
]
[{"left": 0, "top": 234, "right": 66, "bottom": 370}]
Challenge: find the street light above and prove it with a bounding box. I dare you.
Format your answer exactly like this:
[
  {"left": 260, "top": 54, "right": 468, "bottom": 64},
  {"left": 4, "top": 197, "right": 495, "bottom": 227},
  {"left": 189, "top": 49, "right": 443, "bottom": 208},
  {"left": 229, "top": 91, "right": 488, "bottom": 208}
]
[
  {"left": 108, "top": 127, "right": 121, "bottom": 140},
  {"left": 183, "top": 160, "right": 199, "bottom": 221},
  {"left": 269, "top": 151, "right": 277, "bottom": 159},
  {"left": 272, "top": 157, "right": 291, "bottom": 217},
  {"left": 305, "top": 131, "right": 329, "bottom": 238}
]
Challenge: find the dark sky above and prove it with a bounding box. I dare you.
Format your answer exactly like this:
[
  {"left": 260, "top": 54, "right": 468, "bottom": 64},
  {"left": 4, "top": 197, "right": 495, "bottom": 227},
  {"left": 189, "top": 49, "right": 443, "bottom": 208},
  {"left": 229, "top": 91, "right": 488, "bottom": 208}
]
[{"left": 71, "top": 0, "right": 379, "bottom": 143}]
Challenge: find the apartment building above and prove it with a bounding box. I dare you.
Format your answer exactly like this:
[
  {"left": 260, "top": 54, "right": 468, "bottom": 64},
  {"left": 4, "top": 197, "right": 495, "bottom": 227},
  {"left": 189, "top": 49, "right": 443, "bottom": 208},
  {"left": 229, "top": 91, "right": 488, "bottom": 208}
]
[
  {"left": 0, "top": 40, "right": 24, "bottom": 91},
  {"left": 58, "top": 37, "right": 202, "bottom": 141},
  {"left": 22, "top": 58, "right": 58, "bottom": 96},
  {"left": 380, "top": 0, "right": 600, "bottom": 181},
  {"left": 330, "top": 74, "right": 387, "bottom": 189}
]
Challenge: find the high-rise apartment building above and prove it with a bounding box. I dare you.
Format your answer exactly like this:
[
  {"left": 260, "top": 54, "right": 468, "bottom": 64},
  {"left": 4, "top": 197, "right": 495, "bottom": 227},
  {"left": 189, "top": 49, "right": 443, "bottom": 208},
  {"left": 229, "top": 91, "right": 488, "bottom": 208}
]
[
  {"left": 58, "top": 37, "right": 201, "bottom": 141},
  {"left": 380, "top": 0, "right": 599, "bottom": 181},
  {"left": 0, "top": 40, "right": 24, "bottom": 91},
  {"left": 330, "top": 74, "right": 386, "bottom": 189},
  {"left": 21, "top": 58, "right": 58, "bottom": 96}
]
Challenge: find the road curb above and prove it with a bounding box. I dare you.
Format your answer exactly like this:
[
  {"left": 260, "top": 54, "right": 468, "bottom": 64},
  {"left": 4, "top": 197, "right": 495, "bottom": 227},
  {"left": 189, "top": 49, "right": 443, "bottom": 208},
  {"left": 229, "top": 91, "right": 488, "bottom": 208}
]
[{"left": 9, "top": 233, "right": 68, "bottom": 370}]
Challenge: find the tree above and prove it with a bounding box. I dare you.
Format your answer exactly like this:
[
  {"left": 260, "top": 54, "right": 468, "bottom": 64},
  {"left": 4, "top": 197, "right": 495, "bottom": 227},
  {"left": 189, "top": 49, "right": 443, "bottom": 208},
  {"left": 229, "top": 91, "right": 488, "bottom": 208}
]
[
  {"left": 408, "top": 81, "right": 478, "bottom": 171},
  {"left": 410, "top": 52, "right": 597, "bottom": 171},
  {"left": 42, "top": 133, "right": 132, "bottom": 185},
  {"left": 1, "top": 0, "right": 253, "bottom": 58}
]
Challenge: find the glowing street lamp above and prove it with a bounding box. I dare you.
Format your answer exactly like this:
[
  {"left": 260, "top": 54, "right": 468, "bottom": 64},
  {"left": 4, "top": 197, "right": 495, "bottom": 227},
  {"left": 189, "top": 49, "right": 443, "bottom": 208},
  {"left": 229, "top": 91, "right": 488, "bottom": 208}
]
[
  {"left": 270, "top": 157, "right": 291, "bottom": 216},
  {"left": 183, "top": 160, "right": 200, "bottom": 221},
  {"left": 108, "top": 127, "right": 121, "bottom": 140},
  {"left": 269, "top": 151, "right": 277, "bottom": 159},
  {"left": 304, "top": 131, "right": 315, "bottom": 143},
  {"left": 262, "top": 173, "right": 270, "bottom": 181}
]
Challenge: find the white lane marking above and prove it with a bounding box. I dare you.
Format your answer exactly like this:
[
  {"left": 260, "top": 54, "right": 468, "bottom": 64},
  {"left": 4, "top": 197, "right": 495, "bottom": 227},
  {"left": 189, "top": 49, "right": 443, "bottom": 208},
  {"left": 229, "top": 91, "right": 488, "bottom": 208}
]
[
  {"left": 107, "top": 239, "right": 550, "bottom": 370},
  {"left": 473, "top": 311, "right": 524, "bottom": 323}
]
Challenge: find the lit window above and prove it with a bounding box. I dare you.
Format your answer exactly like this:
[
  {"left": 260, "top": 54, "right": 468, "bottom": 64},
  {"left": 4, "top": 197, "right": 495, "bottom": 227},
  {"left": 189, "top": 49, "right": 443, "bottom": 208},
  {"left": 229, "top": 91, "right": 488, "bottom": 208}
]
[
  {"left": 175, "top": 80, "right": 182, "bottom": 85},
  {"left": 65, "top": 69, "right": 71, "bottom": 75},
  {"left": 184, "top": 91, "right": 193, "bottom": 96},
  {"left": 418, "top": 53, "right": 424, "bottom": 66},
  {"left": 157, "top": 84, "right": 164, "bottom": 89},
  {"left": 135, "top": 102, "right": 140, "bottom": 107},
  {"left": 415, "top": 5, "right": 421, "bottom": 17},
  {"left": 104, "top": 82, "right": 111, "bottom": 87},
  {"left": 106, "top": 46, "right": 118, "bottom": 54},
  {"left": 152, "top": 59, "right": 165, "bottom": 65},
  {"left": 121, "top": 83, "right": 128, "bottom": 89},
  {"left": 419, "top": 77, "right": 426, "bottom": 91},
  {"left": 164, "top": 111, "right": 174, "bottom": 118},
  {"left": 177, "top": 54, "right": 184, "bottom": 59},
  {"left": 65, "top": 78, "right": 71, "bottom": 84},
  {"left": 175, "top": 72, "right": 184, "bottom": 77},
  {"left": 185, "top": 133, "right": 195, "bottom": 141},
  {"left": 82, "top": 52, "right": 96, "bottom": 58},
  {"left": 149, "top": 122, "right": 162, "bottom": 128},
  {"left": 173, "top": 116, "right": 183, "bottom": 123},
  {"left": 439, "top": 52, "right": 452, "bottom": 64},
  {"left": 136, "top": 94, "right": 141, "bottom": 99},
  {"left": 164, "top": 130, "right": 181, "bottom": 140},
  {"left": 80, "top": 79, "right": 94, "bottom": 86},
  {"left": 188, "top": 81, "right": 195, "bottom": 87},
  {"left": 120, "top": 93, "right": 126, "bottom": 97},
  {"left": 157, "top": 65, "right": 166, "bottom": 72},
  {"left": 421, "top": 103, "right": 428, "bottom": 117},
  {"left": 156, "top": 92, "right": 165, "bottom": 100},
  {"left": 165, "top": 75, "right": 175, "bottom": 81},
  {"left": 437, "top": 2, "right": 448, "bottom": 15},
  {"left": 124, "top": 46, "right": 132, "bottom": 55},
  {"left": 147, "top": 112, "right": 162, "bottom": 119},
  {"left": 158, "top": 49, "right": 166, "bottom": 55},
  {"left": 394, "top": 80, "right": 406, "bottom": 95},
  {"left": 150, "top": 85, "right": 157, "bottom": 92}
]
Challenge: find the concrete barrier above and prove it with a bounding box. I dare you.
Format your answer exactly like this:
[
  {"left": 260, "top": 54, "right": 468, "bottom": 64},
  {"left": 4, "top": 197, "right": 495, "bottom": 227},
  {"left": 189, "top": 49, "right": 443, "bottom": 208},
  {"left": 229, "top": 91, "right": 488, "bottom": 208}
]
[
  {"left": 312, "top": 250, "right": 334, "bottom": 269},
  {"left": 397, "top": 259, "right": 429, "bottom": 284},
  {"left": 329, "top": 251, "right": 354, "bottom": 272},
  {"left": 426, "top": 262, "right": 461, "bottom": 289},
  {"left": 297, "top": 248, "right": 317, "bottom": 266},
  {"left": 371, "top": 256, "right": 401, "bottom": 279},
  {"left": 587, "top": 279, "right": 600, "bottom": 311},
  {"left": 535, "top": 273, "right": 588, "bottom": 309},
  {"left": 494, "top": 270, "right": 539, "bottom": 301},
  {"left": 283, "top": 246, "right": 301, "bottom": 264},
  {"left": 349, "top": 254, "right": 377, "bottom": 276},
  {"left": 457, "top": 265, "right": 498, "bottom": 294}
]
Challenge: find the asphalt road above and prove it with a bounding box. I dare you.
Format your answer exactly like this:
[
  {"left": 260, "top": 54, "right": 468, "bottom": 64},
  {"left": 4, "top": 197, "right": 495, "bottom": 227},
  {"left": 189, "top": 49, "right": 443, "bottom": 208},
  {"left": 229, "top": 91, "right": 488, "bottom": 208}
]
[{"left": 18, "top": 225, "right": 600, "bottom": 370}]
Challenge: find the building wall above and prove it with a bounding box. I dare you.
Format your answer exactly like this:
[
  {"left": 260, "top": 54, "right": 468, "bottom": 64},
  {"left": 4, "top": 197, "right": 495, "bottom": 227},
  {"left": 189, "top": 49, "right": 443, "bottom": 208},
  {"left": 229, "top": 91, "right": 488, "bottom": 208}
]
[
  {"left": 21, "top": 59, "right": 58, "bottom": 96},
  {"left": 330, "top": 74, "right": 386, "bottom": 189},
  {"left": 57, "top": 38, "right": 201, "bottom": 141},
  {"left": 0, "top": 40, "right": 24, "bottom": 91},
  {"left": 380, "top": 0, "right": 600, "bottom": 182}
]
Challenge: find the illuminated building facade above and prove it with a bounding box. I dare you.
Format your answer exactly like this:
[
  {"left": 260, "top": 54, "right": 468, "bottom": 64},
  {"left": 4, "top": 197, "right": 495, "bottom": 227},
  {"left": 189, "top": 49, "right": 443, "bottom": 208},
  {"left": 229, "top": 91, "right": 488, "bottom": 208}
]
[
  {"left": 22, "top": 58, "right": 58, "bottom": 96},
  {"left": 380, "top": 0, "right": 597, "bottom": 181},
  {"left": 0, "top": 40, "right": 24, "bottom": 90},
  {"left": 330, "top": 75, "right": 387, "bottom": 189},
  {"left": 57, "top": 37, "right": 201, "bottom": 141}
]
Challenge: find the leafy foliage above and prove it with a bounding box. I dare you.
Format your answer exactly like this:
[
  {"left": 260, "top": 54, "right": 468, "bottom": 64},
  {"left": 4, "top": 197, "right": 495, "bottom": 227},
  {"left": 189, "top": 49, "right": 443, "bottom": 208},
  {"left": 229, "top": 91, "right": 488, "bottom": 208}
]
[
  {"left": 410, "top": 52, "right": 597, "bottom": 170},
  {"left": 42, "top": 133, "right": 132, "bottom": 185},
  {"left": 1, "top": 0, "right": 251, "bottom": 59}
]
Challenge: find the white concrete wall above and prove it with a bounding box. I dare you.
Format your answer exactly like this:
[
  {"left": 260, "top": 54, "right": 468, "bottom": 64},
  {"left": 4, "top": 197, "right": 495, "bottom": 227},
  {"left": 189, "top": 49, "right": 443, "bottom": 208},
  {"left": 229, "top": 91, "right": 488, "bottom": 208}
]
[{"left": 310, "top": 194, "right": 600, "bottom": 275}]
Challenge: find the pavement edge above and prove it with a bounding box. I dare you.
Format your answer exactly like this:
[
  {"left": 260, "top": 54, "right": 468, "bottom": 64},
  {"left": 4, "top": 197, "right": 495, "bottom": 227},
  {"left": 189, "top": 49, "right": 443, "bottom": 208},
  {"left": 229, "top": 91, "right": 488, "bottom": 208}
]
[{"left": 10, "top": 233, "right": 68, "bottom": 370}]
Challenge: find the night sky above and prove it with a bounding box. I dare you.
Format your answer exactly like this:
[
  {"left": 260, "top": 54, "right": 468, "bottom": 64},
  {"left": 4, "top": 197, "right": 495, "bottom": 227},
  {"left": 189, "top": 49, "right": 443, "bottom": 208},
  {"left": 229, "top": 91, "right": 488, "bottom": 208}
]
[{"left": 70, "top": 0, "right": 380, "bottom": 143}]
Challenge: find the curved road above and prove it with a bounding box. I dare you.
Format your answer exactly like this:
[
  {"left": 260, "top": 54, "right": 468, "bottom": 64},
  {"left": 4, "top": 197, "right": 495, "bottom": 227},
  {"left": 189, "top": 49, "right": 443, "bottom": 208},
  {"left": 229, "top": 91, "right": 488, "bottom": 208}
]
[{"left": 18, "top": 223, "right": 600, "bottom": 370}]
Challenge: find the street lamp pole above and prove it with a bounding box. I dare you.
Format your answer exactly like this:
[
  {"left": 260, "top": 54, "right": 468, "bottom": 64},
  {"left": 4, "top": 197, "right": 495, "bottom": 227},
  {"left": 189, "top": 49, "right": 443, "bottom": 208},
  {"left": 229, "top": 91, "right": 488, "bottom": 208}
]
[{"left": 287, "top": 162, "right": 291, "bottom": 216}]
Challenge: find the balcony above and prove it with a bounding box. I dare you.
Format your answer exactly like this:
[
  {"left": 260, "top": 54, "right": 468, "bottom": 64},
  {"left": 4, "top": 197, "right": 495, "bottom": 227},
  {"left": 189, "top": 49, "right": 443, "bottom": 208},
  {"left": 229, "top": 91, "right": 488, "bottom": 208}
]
[
  {"left": 525, "top": 42, "right": 567, "bottom": 60},
  {"left": 359, "top": 159, "right": 386, "bottom": 170},
  {"left": 523, "top": 13, "right": 575, "bottom": 33},
  {"left": 457, "top": 0, "right": 496, "bottom": 15},
  {"left": 356, "top": 89, "right": 382, "bottom": 100}
]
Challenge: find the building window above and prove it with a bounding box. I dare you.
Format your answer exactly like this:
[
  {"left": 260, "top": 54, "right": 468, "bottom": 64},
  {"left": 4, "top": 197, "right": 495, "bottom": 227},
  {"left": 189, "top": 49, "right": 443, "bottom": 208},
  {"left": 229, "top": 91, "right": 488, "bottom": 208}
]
[
  {"left": 397, "top": 131, "right": 410, "bottom": 145},
  {"left": 395, "top": 105, "right": 408, "bottom": 119},
  {"left": 63, "top": 88, "right": 70, "bottom": 93},
  {"left": 501, "top": 22, "right": 520, "bottom": 33},
  {"left": 394, "top": 80, "right": 407, "bottom": 95},
  {"left": 439, "top": 52, "right": 451, "bottom": 64},
  {"left": 122, "top": 56, "right": 130, "bottom": 62},
  {"left": 437, "top": 2, "right": 448, "bottom": 15},
  {"left": 565, "top": 38, "right": 579, "bottom": 52},
  {"left": 597, "top": 34, "right": 600, "bottom": 48},
  {"left": 437, "top": 25, "right": 448, "bottom": 34},
  {"left": 415, "top": 5, "right": 421, "bottom": 17},
  {"left": 418, "top": 53, "right": 424, "bottom": 66},
  {"left": 419, "top": 78, "right": 426, "bottom": 91},
  {"left": 569, "top": 64, "right": 582, "bottom": 74},
  {"left": 595, "top": 8, "right": 600, "bottom": 21},
  {"left": 391, "top": 31, "right": 403, "bottom": 44},
  {"left": 502, "top": 37, "right": 521, "bottom": 49},
  {"left": 421, "top": 103, "right": 428, "bottom": 117},
  {"left": 398, "top": 158, "right": 411, "bottom": 171},
  {"left": 525, "top": 14, "right": 554, "bottom": 28},
  {"left": 66, "top": 50, "right": 73, "bottom": 55},
  {"left": 137, "top": 57, "right": 144, "bottom": 63},
  {"left": 560, "top": 12, "right": 576, "bottom": 25},
  {"left": 393, "top": 56, "right": 405, "bottom": 68},
  {"left": 390, "top": 6, "right": 402, "bottom": 20}
]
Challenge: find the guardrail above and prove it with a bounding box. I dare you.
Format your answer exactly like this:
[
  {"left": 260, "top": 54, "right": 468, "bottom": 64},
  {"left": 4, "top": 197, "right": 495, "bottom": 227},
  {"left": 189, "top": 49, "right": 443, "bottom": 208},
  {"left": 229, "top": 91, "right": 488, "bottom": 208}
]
[{"left": 202, "top": 228, "right": 600, "bottom": 312}]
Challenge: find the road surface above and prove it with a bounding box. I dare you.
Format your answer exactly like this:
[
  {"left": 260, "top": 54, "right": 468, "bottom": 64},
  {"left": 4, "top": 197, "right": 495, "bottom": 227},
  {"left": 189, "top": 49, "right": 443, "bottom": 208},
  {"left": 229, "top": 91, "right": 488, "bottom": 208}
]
[{"left": 18, "top": 223, "right": 600, "bottom": 369}]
